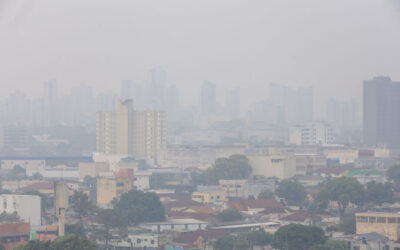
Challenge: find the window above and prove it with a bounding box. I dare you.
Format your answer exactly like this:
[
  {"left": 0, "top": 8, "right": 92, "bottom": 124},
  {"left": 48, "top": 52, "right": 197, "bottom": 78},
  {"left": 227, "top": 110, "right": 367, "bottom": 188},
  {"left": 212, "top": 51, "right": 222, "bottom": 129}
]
[
  {"left": 388, "top": 217, "right": 396, "bottom": 223},
  {"left": 369, "top": 217, "right": 376, "bottom": 223},
  {"left": 137, "top": 239, "right": 141, "bottom": 243},
  {"left": 151, "top": 240, "right": 155, "bottom": 244},
  {"left": 377, "top": 217, "right": 386, "bottom": 223},
  {"left": 217, "top": 195, "right": 220, "bottom": 199},
  {"left": 3, "top": 201, "right": 6, "bottom": 209},
  {"left": 356, "top": 216, "right": 368, "bottom": 223}
]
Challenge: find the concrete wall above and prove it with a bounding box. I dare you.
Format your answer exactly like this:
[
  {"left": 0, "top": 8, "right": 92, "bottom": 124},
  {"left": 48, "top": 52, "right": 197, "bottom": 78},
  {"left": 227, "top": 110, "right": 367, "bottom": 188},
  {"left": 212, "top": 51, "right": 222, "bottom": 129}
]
[
  {"left": 248, "top": 154, "right": 296, "bottom": 179},
  {"left": 0, "top": 195, "right": 41, "bottom": 226}
]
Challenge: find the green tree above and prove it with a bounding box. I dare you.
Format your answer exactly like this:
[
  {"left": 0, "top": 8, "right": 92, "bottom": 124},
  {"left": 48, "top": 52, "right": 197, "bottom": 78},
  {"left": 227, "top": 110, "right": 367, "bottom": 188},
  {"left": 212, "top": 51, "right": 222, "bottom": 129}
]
[
  {"left": 325, "top": 239, "right": 347, "bottom": 250},
  {"left": 214, "top": 235, "right": 235, "bottom": 250},
  {"left": 69, "top": 190, "right": 94, "bottom": 223},
  {"left": 387, "top": 165, "right": 400, "bottom": 190},
  {"left": 114, "top": 190, "right": 165, "bottom": 225},
  {"left": 273, "top": 224, "right": 327, "bottom": 250},
  {"left": 276, "top": 179, "right": 307, "bottom": 206},
  {"left": 311, "top": 239, "right": 347, "bottom": 250},
  {"left": 8, "top": 165, "right": 26, "bottom": 180},
  {"left": 15, "top": 235, "right": 95, "bottom": 250},
  {"left": 365, "top": 181, "right": 394, "bottom": 205},
  {"left": 201, "top": 155, "right": 252, "bottom": 185},
  {"left": 217, "top": 208, "right": 244, "bottom": 222},
  {"left": 96, "top": 208, "right": 124, "bottom": 249},
  {"left": 244, "top": 229, "right": 273, "bottom": 247},
  {"left": 258, "top": 190, "right": 275, "bottom": 200},
  {"left": 15, "top": 239, "right": 51, "bottom": 250},
  {"left": 51, "top": 235, "right": 97, "bottom": 250},
  {"left": 65, "top": 223, "right": 86, "bottom": 238},
  {"left": 233, "top": 235, "right": 250, "bottom": 250},
  {"left": 0, "top": 212, "right": 21, "bottom": 223},
  {"left": 316, "top": 177, "right": 365, "bottom": 219}
]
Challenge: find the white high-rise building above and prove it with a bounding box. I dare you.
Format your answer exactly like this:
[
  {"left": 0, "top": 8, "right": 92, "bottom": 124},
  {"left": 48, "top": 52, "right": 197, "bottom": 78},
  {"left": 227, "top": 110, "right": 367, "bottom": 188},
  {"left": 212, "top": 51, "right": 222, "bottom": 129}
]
[{"left": 289, "top": 122, "right": 334, "bottom": 145}]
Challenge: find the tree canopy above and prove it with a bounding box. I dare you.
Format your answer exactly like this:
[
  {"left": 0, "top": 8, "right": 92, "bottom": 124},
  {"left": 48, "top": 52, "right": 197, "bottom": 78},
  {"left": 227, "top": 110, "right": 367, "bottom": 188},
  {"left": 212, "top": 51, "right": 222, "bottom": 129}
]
[
  {"left": 316, "top": 177, "right": 364, "bottom": 219},
  {"left": 15, "top": 235, "right": 96, "bottom": 250},
  {"left": 258, "top": 190, "right": 275, "bottom": 200},
  {"left": 198, "top": 155, "right": 252, "bottom": 185},
  {"left": 273, "top": 224, "right": 327, "bottom": 250},
  {"left": 114, "top": 190, "right": 165, "bottom": 225},
  {"left": 276, "top": 179, "right": 307, "bottom": 206},
  {"left": 365, "top": 181, "right": 394, "bottom": 205},
  {"left": 216, "top": 208, "right": 244, "bottom": 222},
  {"left": 0, "top": 212, "right": 21, "bottom": 223},
  {"left": 69, "top": 190, "right": 94, "bottom": 222},
  {"left": 311, "top": 239, "right": 347, "bottom": 250},
  {"left": 387, "top": 165, "right": 400, "bottom": 184}
]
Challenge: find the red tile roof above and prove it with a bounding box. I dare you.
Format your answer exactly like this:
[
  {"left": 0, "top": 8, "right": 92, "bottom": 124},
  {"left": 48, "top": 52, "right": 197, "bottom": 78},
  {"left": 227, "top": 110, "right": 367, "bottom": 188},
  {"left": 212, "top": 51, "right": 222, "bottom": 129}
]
[
  {"left": 184, "top": 206, "right": 217, "bottom": 214},
  {"left": 0, "top": 222, "right": 30, "bottom": 235},
  {"left": 228, "top": 199, "right": 284, "bottom": 211}
]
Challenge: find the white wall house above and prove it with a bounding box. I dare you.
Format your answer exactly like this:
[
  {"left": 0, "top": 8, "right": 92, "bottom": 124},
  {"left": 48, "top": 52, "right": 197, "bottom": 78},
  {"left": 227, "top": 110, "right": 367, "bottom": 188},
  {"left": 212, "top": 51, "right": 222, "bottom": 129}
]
[{"left": 0, "top": 194, "right": 41, "bottom": 226}]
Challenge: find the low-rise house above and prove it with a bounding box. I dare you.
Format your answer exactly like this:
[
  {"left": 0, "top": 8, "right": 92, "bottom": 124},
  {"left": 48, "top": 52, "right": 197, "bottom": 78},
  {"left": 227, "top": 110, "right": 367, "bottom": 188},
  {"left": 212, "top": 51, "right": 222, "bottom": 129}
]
[
  {"left": 279, "top": 211, "right": 322, "bottom": 226},
  {"left": 356, "top": 212, "right": 400, "bottom": 241},
  {"left": 0, "top": 222, "right": 30, "bottom": 250},
  {"left": 0, "top": 195, "right": 41, "bottom": 226},
  {"left": 340, "top": 233, "right": 390, "bottom": 250},
  {"left": 192, "top": 190, "right": 227, "bottom": 204},
  {"left": 167, "top": 206, "right": 218, "bottom": 222},
  {"left": 99, "top": 233, "right": 159, "bottom": 249},
  {"left": 347, "top": 169, "right": 386, "bottom": 184},
  {"left": 227, "top": 199, "right": 286, "bottom": 216}
]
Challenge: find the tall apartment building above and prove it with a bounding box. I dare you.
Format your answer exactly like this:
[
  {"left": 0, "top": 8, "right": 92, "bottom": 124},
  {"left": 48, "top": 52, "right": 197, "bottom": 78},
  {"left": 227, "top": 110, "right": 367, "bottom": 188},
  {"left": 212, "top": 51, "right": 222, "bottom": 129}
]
[
  {"left": 289, "top": 122, "right": 334, "bottom": 145},
  {"left": 363, "top": 76, "right": 400, "bottom": 147},
  {"left": 200, "top": 80, "right": 217, "bottom": 115},
  {"left": 96, "top": 100, "right": 166, "bottom": 162},
  {"left": 133, "top": 110, "right": 167, "bottom": 163}
]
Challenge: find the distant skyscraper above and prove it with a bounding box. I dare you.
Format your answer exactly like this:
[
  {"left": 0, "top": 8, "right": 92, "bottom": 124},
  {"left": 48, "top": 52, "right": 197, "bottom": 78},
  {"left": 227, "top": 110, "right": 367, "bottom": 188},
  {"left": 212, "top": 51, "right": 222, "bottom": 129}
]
[
  {"left": 147, "top": 67, "right": 166, "bottom": 109},
  {"left": 121, "top": 80, "right": 133, "bottom": 101},
  {"left": 43, "top": 78, "right": 59, "bottom": 126},
  {"left": 327, "top": 99, "right": 358, "bottom": 129},
  {"left": 269, "top": 83, "right": 313, "bottom": 125},
  {"left": 226, "top": 88, "right": 240, "bottom": 117},
  {"left": 363, "top": 76, "right": 400, "bottom": 147},
  {"left": 200, "top": 80, "right": 216, "bottom": 115}
]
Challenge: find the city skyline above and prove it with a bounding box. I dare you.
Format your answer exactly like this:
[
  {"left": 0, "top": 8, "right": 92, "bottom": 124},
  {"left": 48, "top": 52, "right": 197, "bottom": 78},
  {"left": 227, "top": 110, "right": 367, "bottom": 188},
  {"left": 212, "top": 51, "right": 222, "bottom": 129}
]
[{"left": 1, "top": 0, "right": 400, "bottom": 116}]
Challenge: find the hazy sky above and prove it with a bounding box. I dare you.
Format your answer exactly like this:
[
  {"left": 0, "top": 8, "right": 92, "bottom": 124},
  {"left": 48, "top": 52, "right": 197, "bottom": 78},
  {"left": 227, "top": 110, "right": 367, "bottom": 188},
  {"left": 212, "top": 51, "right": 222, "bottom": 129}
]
[{"left": 1, "top": 0, "right": 400, "bottom": 116}]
